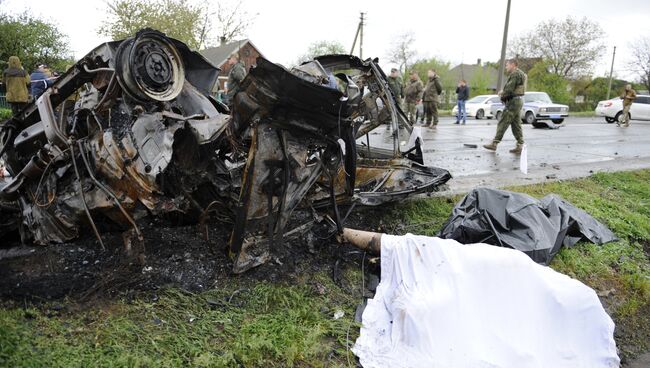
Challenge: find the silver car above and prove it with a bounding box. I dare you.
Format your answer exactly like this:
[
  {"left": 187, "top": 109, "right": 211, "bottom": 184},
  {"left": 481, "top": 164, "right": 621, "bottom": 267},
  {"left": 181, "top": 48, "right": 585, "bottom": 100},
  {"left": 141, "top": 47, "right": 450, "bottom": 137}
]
[{"left": 490, "top": 92, "right": 570, "bottom": 128}]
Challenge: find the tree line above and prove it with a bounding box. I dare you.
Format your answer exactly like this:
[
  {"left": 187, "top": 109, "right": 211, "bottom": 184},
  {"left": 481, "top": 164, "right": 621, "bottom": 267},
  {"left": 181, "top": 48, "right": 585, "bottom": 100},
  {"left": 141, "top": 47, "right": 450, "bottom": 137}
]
[
  {"left": 1, "top": 5, "right": 649, "bottom": 110},
  {"left": 384, "top": 17, "right": 650, "bottom": 110},
  {"left": 0, "top": 0, "right": 253, "bottom": 73}
]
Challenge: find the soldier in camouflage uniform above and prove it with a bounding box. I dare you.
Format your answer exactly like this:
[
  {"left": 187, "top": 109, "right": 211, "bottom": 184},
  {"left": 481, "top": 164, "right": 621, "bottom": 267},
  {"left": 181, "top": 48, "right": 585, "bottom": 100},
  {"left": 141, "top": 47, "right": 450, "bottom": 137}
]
[
  {"left": 387, "top": 68, "right": 404, "bottom": 106},
  {"left": 404, "top": 71, "right": 423, "bottom": 124},
  {"left": 226, "top": 54, "right": 247, "bottom": 108},
  {"left": 422, "top": 69, "right": 442, "bottom": 127},
  {"left": 620, "top": 84, "right": 636, "bottom": 127},
  {"left": 483, "top": 59, "right": 527, "bottom": 154}
]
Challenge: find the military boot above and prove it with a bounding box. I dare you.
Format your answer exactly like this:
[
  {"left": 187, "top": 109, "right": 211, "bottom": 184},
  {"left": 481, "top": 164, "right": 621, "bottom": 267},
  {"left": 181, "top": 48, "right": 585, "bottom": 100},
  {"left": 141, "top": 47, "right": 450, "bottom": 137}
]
[
  {"left": 483, "top": 141, "right": 498, "bottom": 151},
  {"left": 509, "top": 144, "right": 524, "bottom": 154}
]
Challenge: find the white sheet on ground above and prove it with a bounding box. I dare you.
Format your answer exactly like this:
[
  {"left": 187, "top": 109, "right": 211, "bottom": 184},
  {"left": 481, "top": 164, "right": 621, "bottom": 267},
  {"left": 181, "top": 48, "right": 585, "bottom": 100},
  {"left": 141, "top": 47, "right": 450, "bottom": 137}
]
[{"left": 352, "top": 234, "right": 619, "bottom": 368}]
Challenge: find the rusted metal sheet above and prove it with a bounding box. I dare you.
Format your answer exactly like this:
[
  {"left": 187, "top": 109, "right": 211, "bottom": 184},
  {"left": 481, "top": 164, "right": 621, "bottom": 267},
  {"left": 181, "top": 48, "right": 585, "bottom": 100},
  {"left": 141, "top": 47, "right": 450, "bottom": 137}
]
[{"left": 0, "top": 29, "right": 450, "bottom": 273}]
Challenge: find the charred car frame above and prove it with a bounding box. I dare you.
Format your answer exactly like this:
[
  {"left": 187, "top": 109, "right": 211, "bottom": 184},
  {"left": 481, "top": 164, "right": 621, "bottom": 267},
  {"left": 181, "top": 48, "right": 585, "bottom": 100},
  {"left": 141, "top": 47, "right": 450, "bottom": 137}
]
[{"left": 0, "top": 29, "right": 450, "bottom": 272}]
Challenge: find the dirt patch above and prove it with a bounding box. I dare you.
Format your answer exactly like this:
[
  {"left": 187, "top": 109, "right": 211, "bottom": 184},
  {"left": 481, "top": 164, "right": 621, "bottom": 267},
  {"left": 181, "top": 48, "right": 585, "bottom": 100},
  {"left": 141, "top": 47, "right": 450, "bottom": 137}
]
[
  {"left": 615, "top": 302, "right": 650, "bottom": 366},
  {"left": 0, "top": 207, "right": 378, "bottom": 304}
]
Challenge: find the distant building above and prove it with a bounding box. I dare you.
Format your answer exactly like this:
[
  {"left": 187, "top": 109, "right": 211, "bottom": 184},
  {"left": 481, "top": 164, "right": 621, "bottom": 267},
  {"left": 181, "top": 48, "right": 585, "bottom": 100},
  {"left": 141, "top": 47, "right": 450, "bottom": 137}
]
[
  {"left": 449, "top": 59, "right": 499, "bottom": 93},
  {"left": 200, "top": 38, "right": 265, "bottom": 94}
]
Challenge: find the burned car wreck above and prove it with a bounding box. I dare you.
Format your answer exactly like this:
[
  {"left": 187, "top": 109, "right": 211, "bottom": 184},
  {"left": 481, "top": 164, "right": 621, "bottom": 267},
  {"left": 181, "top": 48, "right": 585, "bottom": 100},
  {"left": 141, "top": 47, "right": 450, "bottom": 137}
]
[{"left": 0, "top": 29, "right": 450, "bottom": 273}]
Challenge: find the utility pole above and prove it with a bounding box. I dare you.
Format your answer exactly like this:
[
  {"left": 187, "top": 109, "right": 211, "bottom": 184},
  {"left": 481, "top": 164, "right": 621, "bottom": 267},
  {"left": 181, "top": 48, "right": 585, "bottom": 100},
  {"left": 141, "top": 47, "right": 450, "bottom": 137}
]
[
  {"left": 606, "top": 46, "right": 616, "bottom": 100},
  {"left": 496, "top": 0, "right": 512, "bottom": 92},
  {"left": 350, "top": 12, "right": 365, "bottom": 58},
  {"left": 359, "top": 12, "right": 364, "bottom": 59}
]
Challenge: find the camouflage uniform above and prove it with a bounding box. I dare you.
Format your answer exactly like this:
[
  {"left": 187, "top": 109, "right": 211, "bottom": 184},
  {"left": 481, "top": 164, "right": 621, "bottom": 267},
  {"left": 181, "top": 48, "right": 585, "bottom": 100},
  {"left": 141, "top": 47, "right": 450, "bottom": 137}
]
[
  {"left": 621, "top": 88, "right": 637, "bottom": 126},
  {"left": 422, "top": 75, "right": 442, "bottom": 125},
  {"left": 404, "top": 78, "right": 423, "bottom": 124},
  {"left": 226, "top": 61, "right": 246, "bottom": 106},
  {"left": 387, "top": 76, "right": 404, "bottom": 106},
  {"left": 486, "top": 67, "right": 527, "bottom": 152}
]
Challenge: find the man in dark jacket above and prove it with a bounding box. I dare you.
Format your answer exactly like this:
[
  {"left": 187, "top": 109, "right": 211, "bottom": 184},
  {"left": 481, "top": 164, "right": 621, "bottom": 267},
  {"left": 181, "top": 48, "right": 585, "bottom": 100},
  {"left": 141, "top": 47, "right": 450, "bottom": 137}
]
[
  {"left": 3, "top": 56, "right": 31, "bottom": 115},
  {"left": 422, "top": 69, "right": 442, "bottom": 127},
  {"left": 387, "top": 68, "right": 404, "bottom": 106},
  {"left": 455, "top": 79, "right": 469, "bottom": 125},
  {"left": 30, "top": 64, "right": 54, "bottom": 100},
  {"left": 226, "top": 54, "right": 246, "bottom": 108}
]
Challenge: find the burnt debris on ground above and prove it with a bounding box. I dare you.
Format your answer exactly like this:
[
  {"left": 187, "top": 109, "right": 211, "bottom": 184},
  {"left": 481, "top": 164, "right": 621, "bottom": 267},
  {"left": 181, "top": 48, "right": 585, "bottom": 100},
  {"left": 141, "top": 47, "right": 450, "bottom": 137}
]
[{"left": 0, "top": 28, "right": 450, "bottom": 281}]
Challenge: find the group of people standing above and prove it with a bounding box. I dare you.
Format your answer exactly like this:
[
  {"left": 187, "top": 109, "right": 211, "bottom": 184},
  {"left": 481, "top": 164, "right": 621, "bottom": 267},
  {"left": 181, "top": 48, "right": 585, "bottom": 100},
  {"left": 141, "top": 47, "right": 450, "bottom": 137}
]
[
  {"left": 386, "top": 58, "right": 528, "bottom": 154},
  {"left": 388, "top": 68, "right": 443, "bottom": 128},
  {"left": 2, "top": 56, "right": 56, "bottom": 115}
]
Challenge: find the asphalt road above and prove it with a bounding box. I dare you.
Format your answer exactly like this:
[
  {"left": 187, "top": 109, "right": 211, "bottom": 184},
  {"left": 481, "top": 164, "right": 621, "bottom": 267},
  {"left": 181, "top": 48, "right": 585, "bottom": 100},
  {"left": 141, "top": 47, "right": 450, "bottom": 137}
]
[{"left": 362, "top": 116, "right": 650, "bottom": 193}]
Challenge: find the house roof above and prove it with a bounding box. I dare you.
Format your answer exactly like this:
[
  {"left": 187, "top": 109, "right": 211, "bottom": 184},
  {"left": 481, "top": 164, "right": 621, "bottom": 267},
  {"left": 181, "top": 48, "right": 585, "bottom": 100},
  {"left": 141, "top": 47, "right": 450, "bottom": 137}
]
[
  {"left": 449, "top": 63, "right": 499, "bottom": 90},
  {"left": 199, "top": 39, "right": 266, "bottom": 67}
]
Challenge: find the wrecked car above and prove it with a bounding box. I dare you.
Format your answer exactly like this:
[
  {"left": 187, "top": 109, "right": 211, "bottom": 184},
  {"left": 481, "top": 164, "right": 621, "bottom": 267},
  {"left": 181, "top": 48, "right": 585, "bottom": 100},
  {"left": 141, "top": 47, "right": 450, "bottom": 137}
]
[{"left": 0, "top": 29, "right": 451, "bottom": 273}]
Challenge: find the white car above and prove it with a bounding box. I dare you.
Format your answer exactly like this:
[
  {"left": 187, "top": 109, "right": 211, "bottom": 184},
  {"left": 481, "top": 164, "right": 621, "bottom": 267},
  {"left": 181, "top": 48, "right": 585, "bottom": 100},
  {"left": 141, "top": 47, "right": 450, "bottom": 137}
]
[
  {"left": 452, "top": 94, "right": 500, "bottom": 119},
  {"left": 595, "top": 95, "right": 650, "bottom": 123},
  {"left": 490, "top": 91, "right": 569, "bottom": 128}
]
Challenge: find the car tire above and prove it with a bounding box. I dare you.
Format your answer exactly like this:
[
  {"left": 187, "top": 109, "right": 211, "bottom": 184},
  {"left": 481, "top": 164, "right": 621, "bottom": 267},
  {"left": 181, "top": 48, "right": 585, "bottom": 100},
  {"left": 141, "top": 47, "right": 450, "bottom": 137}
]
[
  {"left": 495, "top": 111, "right": 502, "bottom": 120},
  {"left": 551, "top": 119, "right": 564, "bottom": 124},
  {"left": 476, "top": 109, "right": 484, "bottom": 119},
  {"left": 605, "top": 117, "right": 615, "bottom": 123},
  {"left": 524, "top": 111, "right": 536, "bottom": 124},
  {"left": 614, "top": 111, "right": 629, "bottom": 124}
]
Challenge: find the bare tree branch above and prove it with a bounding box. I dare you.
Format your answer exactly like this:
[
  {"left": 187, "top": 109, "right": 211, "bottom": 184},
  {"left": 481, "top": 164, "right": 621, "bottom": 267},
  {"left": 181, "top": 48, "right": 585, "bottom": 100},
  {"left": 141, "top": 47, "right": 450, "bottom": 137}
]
[
  {"left": 627, "top": 36, "right": 650, "bottom": 92},
  {"left": 386, "top": 32, "right": 417, "bottom": 74},
  {"left": 508, "top": 16, "right": 604, "bottom": 78}
]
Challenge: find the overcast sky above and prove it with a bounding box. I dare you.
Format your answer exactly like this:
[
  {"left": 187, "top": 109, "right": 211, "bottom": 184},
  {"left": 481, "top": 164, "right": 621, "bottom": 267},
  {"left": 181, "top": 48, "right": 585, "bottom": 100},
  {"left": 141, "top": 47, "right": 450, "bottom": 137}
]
[{"left": 4, "top": 0, "right": 650, "bottom": 80}]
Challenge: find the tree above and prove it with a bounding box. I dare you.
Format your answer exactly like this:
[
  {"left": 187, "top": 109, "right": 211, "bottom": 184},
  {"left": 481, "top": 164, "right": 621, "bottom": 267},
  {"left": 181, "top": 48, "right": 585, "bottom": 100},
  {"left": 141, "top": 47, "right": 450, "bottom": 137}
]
[
  {"left": 508, "top": 17, "right": 604, "bottom": 78},
  {"left": 99, "top": 0, "right": 255, "bottom": 50},
  {"left": 295, "top": 40, "right": 345, "bottom": 65},
  {"left": 212, "top": 0, "right": 256, "bottom": 45},
  {"left": 527, "top": 60, "right": 571, "bottom": 104},
  {"left": 469, "top": 67, "right": 491, "bottom": 96},
  {"left": 99, "top": 0, "right": 205, "bottom": 49},
  {"left": 0, "top": 12, "right": 72, "bottom": 72},
  {"left": 584, "top": 77, "right": 629, "bottom": 105},
  {"left": 386, "top": 32, "right": 417, "bottom": 74},
  {"left": 627, "top": 36, "right": 650, "bottom": 92}
]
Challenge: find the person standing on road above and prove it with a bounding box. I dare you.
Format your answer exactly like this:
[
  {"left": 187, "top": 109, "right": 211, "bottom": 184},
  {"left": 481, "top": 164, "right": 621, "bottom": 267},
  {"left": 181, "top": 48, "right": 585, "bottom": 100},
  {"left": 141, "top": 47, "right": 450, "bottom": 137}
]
[
  {"left": 225, "top": 54, "right": 246, "bottom": 109},
  {"left": 387, "top": 68, "right": 404, "bottom": 106},
  {"left": 619, "top": 84, "right": 636, "bottom": 127},
  {"left": 455, "top": 79, "right": 469, "bottom": 125},
  {"left": 2, "top": 56, "right": 31, "bottom": 115},
  {"left": 422, "top": 69, "right": 442, "bottom": 128},
  {"left": 483, "top": 59, "right": 527, "bottom": 154},
  {"left": 404, "top": 71, "right": 423, "bottom": 124}
]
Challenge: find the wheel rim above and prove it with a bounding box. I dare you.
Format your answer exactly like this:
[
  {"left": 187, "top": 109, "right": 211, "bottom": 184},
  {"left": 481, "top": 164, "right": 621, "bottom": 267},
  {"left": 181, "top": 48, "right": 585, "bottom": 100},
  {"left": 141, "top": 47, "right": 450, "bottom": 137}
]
[{"left": 526, "top": 112, "right": 534, "bottom": 124}]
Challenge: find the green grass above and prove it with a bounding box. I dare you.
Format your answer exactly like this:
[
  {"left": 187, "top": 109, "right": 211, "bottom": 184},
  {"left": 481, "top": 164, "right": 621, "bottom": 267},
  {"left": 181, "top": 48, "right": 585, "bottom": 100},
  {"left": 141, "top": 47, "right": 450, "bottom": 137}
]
[
  {"left": 0, "top": 270, "right": 363, "bottom": 367},
  {"left": 1, "top": 170, "right": 649, "bottom": 366}
]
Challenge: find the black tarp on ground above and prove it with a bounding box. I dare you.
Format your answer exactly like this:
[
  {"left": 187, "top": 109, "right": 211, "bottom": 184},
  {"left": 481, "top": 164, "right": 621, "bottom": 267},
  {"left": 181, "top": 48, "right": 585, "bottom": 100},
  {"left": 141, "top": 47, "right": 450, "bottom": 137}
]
[{"left": 438, "top": 188, "right": 618, "bottom": 264}]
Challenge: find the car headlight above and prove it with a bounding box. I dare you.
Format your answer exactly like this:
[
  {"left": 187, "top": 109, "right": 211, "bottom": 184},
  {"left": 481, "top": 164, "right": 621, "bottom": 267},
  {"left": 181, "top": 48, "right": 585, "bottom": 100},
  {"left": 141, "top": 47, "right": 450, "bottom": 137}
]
[
  {"left": 538, "top": 108, "right": 546, "bottom": 112},
  {"left": 561, "top": 107, "right": 568, "bottom": 112}
]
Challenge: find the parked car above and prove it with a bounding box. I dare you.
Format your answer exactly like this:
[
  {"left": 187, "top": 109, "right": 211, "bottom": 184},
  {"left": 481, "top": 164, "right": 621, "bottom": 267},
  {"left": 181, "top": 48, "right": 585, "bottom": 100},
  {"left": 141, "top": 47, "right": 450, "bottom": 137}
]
[
  {"left": 595, "top": 95, "right": 650, "bottom": 123},
  {"left": 490, "top": 91, "right": 569, "bottom": 128},
  {"left": 452, "top": 94, "right": 500, "bottom": 119}
]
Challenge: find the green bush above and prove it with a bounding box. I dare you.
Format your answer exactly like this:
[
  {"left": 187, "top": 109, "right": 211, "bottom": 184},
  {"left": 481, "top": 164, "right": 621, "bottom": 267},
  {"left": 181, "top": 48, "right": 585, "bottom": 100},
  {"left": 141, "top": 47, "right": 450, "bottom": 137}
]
[{"left": 0, "top": 108, "right": 12, "bottom": 120}]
